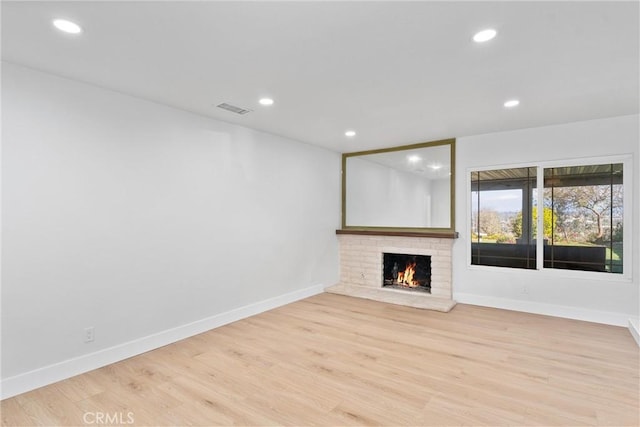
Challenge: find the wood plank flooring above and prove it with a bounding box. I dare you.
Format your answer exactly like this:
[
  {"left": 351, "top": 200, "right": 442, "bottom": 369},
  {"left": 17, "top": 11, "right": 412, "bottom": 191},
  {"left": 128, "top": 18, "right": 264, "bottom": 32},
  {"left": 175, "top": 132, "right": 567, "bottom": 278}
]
[{"left": 2, "top": 293, "right": 639, "bottom": 426}]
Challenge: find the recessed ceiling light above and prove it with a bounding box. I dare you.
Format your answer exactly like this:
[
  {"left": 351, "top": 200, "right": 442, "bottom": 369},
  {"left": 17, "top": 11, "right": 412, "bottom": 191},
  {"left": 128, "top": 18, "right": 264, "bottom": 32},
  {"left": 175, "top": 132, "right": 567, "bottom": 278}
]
[
  {"left": 504, "top": 99, "right": 520, "bottom": 108},
  {"left": 259, "top": 98, "right": 274, "bottom": 106},
  {"left": 473, "top": 29, "right": 497, "bottom": 43},
  {"left": 408, "top": 155, "right": 421, "bottom": 163},
  {"left": 53, "top": 19, "right": 82, "bottom": 34},
  {"left": 429, "top": 164, "right": 442, "bottom": 170},
  {"left": 345, "top": 130, "right": 356, "bottom": 137}
]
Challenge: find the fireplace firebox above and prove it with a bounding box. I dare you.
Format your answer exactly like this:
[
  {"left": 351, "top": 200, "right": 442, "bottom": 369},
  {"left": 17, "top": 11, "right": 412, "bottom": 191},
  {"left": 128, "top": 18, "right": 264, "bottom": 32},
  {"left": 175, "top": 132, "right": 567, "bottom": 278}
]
[{"left": 382, "top": 253, "right": 431, "bottom": 293}]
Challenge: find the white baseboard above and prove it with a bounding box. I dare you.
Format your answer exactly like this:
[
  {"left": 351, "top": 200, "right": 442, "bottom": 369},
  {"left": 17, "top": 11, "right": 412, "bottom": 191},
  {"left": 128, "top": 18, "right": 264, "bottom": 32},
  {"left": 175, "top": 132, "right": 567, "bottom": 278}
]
[
  {"left": 629, "top": 318, "right": 640, "bottom": 347},
  {"left": 453, "top": 292, "right": 633, "bottom": 327},
  {"left": 0, "top": 284, "right": 324, "bottom": 400}
]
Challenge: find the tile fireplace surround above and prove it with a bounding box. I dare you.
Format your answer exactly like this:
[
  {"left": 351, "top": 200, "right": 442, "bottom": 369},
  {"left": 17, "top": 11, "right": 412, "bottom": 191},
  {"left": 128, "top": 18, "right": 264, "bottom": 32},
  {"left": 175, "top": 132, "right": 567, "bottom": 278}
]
[{"left": 326, "top": 231, "right": 456, "bottom": 312}]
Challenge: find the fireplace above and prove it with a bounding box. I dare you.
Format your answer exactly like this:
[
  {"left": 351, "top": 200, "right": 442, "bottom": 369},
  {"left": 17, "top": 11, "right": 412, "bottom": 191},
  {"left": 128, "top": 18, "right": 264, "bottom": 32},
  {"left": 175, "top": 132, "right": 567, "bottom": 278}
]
[
  {"left": 382, "top": 253, "right": 431, "bottom": 293},
  {"left": 327, "top": 233, "right": 456, "bottom": 312}
]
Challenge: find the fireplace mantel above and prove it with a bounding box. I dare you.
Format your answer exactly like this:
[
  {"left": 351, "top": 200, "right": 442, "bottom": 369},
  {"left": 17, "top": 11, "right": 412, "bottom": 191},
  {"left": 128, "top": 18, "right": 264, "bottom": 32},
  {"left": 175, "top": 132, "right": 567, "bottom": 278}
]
[{"left": 336, "top": 229, "right": 459, "bottom": 239}]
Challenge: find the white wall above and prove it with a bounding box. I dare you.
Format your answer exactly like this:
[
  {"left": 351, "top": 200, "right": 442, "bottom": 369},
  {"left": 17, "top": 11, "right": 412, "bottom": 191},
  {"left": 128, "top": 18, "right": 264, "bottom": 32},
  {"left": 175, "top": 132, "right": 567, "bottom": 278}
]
[
  {"left": 1, "top": 63, "right": 340, "bottom": 389},
  {"left": 453, "top": 115, "right": 639, "bottom": 325}
]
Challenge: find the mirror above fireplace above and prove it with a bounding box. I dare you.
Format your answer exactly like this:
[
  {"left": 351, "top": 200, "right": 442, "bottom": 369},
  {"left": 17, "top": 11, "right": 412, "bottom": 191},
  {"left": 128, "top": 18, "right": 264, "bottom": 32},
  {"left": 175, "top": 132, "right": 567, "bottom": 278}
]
[{"left": 342, "top": 138, "right": 455, "bottom": 234}]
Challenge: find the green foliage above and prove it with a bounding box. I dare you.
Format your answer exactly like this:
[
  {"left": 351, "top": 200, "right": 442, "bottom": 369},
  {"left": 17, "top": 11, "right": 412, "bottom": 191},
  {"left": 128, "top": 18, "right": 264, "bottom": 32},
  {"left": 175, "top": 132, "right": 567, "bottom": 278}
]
[
  {"left": 495, "top": 234, "right": 515, "bottom": 244},
  {"left": 538, "top": 207, "right": 556, "bottom": 239},
  {"left": 612, "top": 223, "right": 623, "bottom": 242},
  {"left": 511, "top": 213, "right": 522, "bottom": 237},
  {"left": 511, "top": 207, "right": 556, "bottom": 239}
]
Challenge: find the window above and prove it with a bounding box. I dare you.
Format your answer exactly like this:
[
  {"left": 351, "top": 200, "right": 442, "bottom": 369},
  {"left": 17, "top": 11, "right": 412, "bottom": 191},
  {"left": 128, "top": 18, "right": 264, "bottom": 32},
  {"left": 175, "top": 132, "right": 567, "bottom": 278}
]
[
  {"left": 471, "top": 167, "right": 537, "bottom": 269},
  {"left": 471, "top": 161, "right": 627, "bottom": 275},
  {"left": 543, "top": 163, "right": 623, "bottom": 273}
]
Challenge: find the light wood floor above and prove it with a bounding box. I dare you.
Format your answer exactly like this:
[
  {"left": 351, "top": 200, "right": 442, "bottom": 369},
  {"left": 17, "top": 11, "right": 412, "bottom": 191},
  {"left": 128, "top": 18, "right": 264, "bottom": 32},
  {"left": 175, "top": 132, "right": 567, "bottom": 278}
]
[{"left": 2, "top": 293, "right": 639, "bottom": 426}]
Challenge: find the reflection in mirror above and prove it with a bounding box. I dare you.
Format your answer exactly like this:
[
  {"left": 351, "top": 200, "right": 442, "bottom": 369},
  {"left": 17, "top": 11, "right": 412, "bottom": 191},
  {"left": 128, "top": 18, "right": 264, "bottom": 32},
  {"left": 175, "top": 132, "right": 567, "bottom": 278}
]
[{"left": 343, "top": 139, "right": 454, "bottom": 231}]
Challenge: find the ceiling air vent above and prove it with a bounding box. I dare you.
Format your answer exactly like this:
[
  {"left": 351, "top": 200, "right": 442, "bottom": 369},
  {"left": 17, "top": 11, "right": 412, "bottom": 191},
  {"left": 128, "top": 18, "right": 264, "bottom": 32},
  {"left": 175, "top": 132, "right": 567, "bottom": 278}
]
[{"left": 216, "top": 102, "right": 252, "bottom": 115}]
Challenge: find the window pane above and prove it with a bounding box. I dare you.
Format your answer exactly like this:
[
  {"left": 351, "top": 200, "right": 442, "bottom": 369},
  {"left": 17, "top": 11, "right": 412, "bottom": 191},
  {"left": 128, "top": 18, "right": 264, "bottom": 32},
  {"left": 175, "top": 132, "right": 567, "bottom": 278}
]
[
  {"left": 471, "top": 167, "right": 537, "bottom": 269},
  {"left": 543, "top": 163, "right": 623, "bottom": 273}
]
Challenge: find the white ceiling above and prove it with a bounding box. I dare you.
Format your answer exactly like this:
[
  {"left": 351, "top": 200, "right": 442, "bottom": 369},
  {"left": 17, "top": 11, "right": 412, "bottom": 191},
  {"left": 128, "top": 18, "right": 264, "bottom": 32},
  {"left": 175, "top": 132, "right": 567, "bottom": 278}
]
[{"left": 2, "top": 1, "right": 638, "bottom": 153}]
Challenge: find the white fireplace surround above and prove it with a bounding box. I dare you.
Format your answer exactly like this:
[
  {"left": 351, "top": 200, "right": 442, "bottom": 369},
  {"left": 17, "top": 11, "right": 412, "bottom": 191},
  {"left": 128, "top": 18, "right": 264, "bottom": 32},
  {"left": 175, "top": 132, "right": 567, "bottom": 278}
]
[{"left": 326, "top": 233, "right": 456, "bottom": 312}]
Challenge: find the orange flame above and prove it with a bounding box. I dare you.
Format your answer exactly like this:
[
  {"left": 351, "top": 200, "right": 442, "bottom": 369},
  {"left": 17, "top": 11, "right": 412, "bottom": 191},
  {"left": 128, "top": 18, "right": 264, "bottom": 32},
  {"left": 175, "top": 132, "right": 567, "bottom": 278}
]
[{"left": 396, "top": 262, "right": 418, "bottom": 287}]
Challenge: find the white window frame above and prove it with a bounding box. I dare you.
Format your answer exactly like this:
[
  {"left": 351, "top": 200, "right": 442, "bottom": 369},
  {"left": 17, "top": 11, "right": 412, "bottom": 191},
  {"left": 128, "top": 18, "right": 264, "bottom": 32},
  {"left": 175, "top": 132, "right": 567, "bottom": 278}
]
[{"left": 467, "top": 154, "right": 633, "bottom": 282}]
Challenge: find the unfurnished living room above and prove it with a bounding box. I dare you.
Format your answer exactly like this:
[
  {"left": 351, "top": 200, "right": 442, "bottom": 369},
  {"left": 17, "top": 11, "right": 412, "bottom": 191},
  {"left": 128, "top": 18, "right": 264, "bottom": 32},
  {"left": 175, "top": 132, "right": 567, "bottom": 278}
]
[{"left": 1, "top": 1, "right": 639, "bottom": 426}]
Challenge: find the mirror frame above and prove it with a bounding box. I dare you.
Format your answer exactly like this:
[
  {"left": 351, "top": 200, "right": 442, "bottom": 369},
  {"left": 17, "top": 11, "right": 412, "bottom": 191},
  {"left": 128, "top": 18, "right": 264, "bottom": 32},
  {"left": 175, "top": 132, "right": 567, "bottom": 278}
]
[{"left": 341, "top": 138, "right": 456, "bottom": 234}]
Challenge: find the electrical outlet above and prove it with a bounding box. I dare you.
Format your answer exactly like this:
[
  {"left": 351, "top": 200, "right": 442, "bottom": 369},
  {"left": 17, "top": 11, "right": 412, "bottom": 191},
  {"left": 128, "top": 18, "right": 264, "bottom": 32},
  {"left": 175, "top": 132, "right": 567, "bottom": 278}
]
[{"left": 84, "top": 327, "right": 95, "bottom": 343}]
